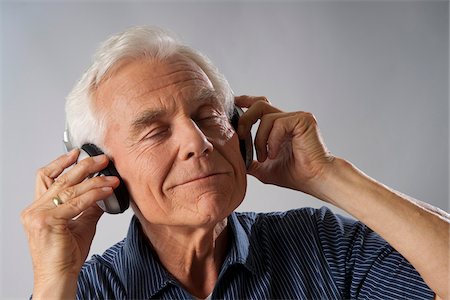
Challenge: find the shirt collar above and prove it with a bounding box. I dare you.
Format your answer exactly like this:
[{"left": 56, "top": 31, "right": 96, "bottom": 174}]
[
  {"left": 121, "top": 216, "right": 172, "bottom": 299},
  {"left": 224, "top": 212, "right": 265, "bottom": 275},
  {"left": 120, "top": 212, "right": 265, "bottom": 298}
]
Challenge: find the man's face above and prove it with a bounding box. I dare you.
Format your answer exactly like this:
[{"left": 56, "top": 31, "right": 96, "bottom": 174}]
[{"left": 95, "top": 55, "right": 247, "bottom": 227}]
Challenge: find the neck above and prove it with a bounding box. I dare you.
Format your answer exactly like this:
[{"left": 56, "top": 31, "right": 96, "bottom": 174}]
[{"left": 139, "top": 217, "right": 229, "bottom": 298}]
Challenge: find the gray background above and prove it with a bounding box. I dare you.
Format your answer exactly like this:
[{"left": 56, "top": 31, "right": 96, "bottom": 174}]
[{"left": 1, "top": 0, "right": 448, "bottom": 298}]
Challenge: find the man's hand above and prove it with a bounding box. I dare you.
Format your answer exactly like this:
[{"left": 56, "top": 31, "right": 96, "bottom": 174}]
[
  {"left": 235, "top": 95, "right": 334, "bottom": 198},
  {"left": 236, "top": 95, "right": 449, "bottom": 299},
  {"left": 21, "top": 150, "right": 119, "bottom": 298}
]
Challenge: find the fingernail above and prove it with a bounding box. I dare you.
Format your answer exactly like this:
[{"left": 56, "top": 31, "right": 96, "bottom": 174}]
[
  {"left": 66, "top": 148, "right": 78, "bottom": 156},
  {"left": 102, "top": 186, "right": 112, "bottom": 192},
  {"left": 104, "top": 176, "right": 116, "bottom": 181},
  {"left": 93, "top": 155, "right": 105, "bottom": 162}
]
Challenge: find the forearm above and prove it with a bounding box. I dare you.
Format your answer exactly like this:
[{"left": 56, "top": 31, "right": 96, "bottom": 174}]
[{"left": 313, "top": 158, "right": 449, "bottom": 299}]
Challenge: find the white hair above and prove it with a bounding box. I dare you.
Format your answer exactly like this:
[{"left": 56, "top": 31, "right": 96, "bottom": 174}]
[{"left": 65, "top": 26, "right": 234, "bottom": 153}]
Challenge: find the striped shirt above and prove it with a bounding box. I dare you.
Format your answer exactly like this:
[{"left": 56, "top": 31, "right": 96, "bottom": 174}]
[{"left": 76, "top": 207, "right": 434, "bottom": 299}]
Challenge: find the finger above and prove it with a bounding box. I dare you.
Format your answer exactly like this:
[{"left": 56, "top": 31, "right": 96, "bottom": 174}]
[
  {"left": 236, "top": 100, "right": 282, "bottom": 140},
  {"left": 253, "top": 113, "right": 285, "bottom": 162},
  {"left": 266, "top": 116, "right": 295, "bottom": 160},
  {"left": 34, "top": 149, "right": 80, "bottom": 198},
  {"left": 235, "top": 95, "right": 271, "bottom": 107},
  {"left": 53, "top": 175, "right": 120, "bottom": 208},
  {"left": 35, "top": 176, "right": 56, "bottom": 199},
  {"left": 53, "top": 186, "right": 115, "bottom": 220},
  {"left": 48, "top": 155, "right": 110, "bottom": 194},
  {"left": 267, "top": 112, "right": 316, "bottom": 159}
]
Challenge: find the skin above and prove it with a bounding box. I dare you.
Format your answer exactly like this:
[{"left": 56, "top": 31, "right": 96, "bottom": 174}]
[
  {"left": 95, "top": 55, "right": 247, "bottom": 295},
  {"left": 21, "top": 55, "right": 449, "bottom": 299}
]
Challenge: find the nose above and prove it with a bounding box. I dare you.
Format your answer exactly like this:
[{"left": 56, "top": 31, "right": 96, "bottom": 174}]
[{"left": 177, "top": 119, "right": 213, "bottom": 160}]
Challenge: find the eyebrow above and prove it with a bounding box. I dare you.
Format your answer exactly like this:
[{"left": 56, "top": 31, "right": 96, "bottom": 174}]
[
  {"left": 129, "top": 109, "right": 165, "bottom": 140},
  {"left": 128, "top": 88, "right": 220, "bottom": 140},
  {"left": 192, "top": 88, "right": 220, "bottom": 104}
]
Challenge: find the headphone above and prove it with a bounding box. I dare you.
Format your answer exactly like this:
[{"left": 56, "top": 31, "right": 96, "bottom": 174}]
[{"left": 64, "top": 106, "right": 253, "bottom": 214}]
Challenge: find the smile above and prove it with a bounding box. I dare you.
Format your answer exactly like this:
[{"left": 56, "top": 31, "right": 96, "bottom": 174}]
[{"left": 175, "top": 173, "right": 227, "bottom": 187}]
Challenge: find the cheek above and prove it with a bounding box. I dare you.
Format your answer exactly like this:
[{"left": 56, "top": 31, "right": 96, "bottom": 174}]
[
  {"left": 119, "top": 146, "right": 181, "bottom": 224},
  {"left": 204, "top": 118, "right": 235, "bottom": 146},
  {"left": 115, "top": 145, "right": 173, "bottom": 203},
  {"left": 218, "top": 119, "right": 235, "bottom": 143},
  {"left": 213, "top": 130, "right": 248, "bottom": 200},
  {"left": 205, "top": 121, "right": 247, "bottom": 188},
  {"left": 216, "top": 121, "right": 246, "bottom": 172}
]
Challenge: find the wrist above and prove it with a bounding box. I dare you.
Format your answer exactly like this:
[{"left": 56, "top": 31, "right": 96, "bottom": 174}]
[
  {"left": 309, "top": 157, "right": 397, "bottom": 223},
  {"left": 33, "top": 273, "right": 78, "bottom": 299},
  {"left": 309, "top": 157, "right": 369, "bottom": 209}
]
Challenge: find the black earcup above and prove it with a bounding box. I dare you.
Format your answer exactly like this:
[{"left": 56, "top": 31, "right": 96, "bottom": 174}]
[
  {"left": 230, "top": 106, "right": 254, "bottom": 169},
  {"left": 80, "top": 144, "right": 130, "bottom": 214}
]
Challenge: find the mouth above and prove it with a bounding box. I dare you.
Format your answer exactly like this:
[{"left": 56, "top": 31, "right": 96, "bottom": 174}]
[{"left": 175, "top": 172, "right": 227, "bottom": 187}]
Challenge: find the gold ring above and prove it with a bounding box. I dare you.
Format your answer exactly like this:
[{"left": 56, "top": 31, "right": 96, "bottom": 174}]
[{"left": 52, "top": 197, "right": 64, "bottom": 207}]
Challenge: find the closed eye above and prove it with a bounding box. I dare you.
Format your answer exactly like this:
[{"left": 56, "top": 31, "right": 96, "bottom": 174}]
[
  {"left": 141, "top": 126, "right": 171, "bottom": 141},
  {"left": 195, "top": 114, "right": 223, "bottom": 127},
  {"left": 198, "top": 115, "right": 219, "bottom": 121},
  {"left": 195, "top": 106, "right": 224, "bottom": 124}
]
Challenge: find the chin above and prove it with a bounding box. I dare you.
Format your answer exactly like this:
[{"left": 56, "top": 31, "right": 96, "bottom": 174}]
[{"left": 193, "top": 194, "right": 236, "bottom": 225}]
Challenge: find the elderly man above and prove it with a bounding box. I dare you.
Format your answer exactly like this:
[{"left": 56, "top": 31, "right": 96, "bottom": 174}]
[{"left": 22, "top": 26, "right": 448, "bottom": 299}]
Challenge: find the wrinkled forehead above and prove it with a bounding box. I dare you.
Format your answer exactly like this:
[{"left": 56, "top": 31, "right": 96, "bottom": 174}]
[
  {"left": 98, "top": 54, "right": 212, "bottom": 95},
  {"left": 92, "top": 54, "right": 222, "bottom": 122}
]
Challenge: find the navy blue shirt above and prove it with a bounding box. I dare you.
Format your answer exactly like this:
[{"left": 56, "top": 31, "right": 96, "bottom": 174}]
[{"left": 76, "top": 207, "right": 433, "bottom": 299}]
